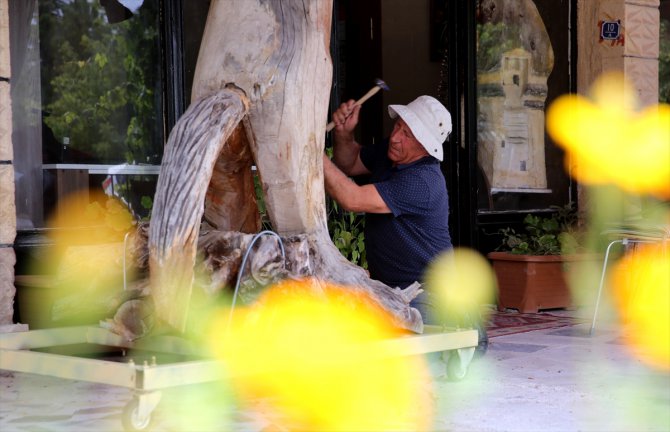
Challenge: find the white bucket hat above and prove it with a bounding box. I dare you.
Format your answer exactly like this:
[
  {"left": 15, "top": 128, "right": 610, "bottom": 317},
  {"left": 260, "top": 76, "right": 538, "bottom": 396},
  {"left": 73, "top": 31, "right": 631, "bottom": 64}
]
[{"left": 388, "top": 95, "right": 452, "bottom": 162}]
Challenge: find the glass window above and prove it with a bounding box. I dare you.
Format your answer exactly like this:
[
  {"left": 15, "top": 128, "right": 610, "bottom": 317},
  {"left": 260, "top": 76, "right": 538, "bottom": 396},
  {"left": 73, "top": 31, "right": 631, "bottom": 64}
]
[
  {"left": 475, "top": 0, "right": 572, "bottom": 213},
  {"left": 11, "top": 0, "right": 164, "bottom": 228}
]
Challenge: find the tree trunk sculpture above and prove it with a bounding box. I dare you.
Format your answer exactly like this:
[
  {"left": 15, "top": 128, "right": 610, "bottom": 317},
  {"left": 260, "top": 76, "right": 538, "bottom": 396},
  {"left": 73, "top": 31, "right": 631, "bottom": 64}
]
[{"left": 148, "top": 0, "right": 423, "bottom": 334}]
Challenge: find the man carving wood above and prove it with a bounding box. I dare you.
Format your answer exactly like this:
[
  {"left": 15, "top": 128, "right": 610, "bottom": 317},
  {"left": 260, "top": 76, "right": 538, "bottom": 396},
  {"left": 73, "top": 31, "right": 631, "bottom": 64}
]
[{"left": 323, "top": 95, "right": 454, "bottom": 320}]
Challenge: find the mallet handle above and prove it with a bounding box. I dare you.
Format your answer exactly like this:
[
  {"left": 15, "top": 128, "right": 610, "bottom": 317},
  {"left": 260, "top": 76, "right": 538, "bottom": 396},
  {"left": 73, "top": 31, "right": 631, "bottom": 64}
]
[{"left": 326, "top": 86, "right": 382, "bottom": 132}]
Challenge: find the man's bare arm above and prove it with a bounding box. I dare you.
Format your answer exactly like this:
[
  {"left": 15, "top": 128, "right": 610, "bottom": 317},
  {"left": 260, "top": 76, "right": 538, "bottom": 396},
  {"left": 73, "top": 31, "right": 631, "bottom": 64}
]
[{"left": 323, "top": 155, "right": 390, "bottom": 214}]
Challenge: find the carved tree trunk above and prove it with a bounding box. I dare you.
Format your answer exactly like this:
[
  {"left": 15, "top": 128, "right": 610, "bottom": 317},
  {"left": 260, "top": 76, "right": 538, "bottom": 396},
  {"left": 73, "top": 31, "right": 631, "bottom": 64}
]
[
  {"left": 148, "top": 0, "right": 423, "bottom": 334},
  {"left": 149, "top": 89, "right": 249, "bottom": 330}
]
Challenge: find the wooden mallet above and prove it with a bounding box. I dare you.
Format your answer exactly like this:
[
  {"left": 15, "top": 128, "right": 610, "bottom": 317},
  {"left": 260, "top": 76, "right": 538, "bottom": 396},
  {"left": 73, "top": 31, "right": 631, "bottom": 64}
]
[{"left": 326, "top": 78, "right": 390, "bottom": 132}]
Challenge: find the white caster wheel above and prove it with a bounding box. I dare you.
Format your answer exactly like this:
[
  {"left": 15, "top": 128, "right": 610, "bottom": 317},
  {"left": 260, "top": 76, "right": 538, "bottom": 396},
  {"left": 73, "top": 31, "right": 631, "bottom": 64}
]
[
  {"left": 446, "top": 347, "right": 475, "bottom": 381},
  {"left": 122, "top": 398, "right": 153, "bottom": 431}
]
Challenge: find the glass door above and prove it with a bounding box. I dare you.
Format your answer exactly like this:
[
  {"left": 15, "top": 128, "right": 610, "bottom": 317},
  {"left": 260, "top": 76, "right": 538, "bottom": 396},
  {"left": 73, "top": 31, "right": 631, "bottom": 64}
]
[
  {"left": 439, "top": 0, "right": 576, "bottom": 252},
  {"left": 475, "top": 0, "right": 575, "bottom": 214}
]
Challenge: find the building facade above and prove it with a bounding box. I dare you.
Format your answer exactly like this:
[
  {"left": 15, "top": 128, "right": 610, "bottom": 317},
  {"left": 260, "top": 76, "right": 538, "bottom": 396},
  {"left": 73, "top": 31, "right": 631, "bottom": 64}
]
[{"left": 0, "top": 0, "right": 665, "bottom": 325}]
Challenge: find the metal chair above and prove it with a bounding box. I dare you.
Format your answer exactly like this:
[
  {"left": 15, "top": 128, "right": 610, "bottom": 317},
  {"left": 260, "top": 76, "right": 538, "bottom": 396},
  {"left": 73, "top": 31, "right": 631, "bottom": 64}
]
[{"left": 590, "top": 225, "right": 669, "bottom": 336}]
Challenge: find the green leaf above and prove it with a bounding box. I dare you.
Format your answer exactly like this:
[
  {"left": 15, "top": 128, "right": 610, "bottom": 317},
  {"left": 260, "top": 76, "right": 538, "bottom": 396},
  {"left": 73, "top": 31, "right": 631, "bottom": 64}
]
[
  {"left": 94, "top": 52, "right": 108, "bottom": 69},
  {"left": 541, "top": 218, "right": 559, "bottom": 233},
  {"left": 140, "top": 195, "right": 153, "bottom": 210}
]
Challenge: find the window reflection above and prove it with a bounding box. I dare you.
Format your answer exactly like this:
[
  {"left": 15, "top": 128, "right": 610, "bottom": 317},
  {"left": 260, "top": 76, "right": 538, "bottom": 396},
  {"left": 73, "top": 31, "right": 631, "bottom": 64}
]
[
  {"left": 476, "top": 0, "right": 555, "bottom": 208},
  {"left": 11, "top": 0, "right": 163, "bottom": 228},
  {"left": 40, "top": 0, "right": 162, "bottom": 165}
]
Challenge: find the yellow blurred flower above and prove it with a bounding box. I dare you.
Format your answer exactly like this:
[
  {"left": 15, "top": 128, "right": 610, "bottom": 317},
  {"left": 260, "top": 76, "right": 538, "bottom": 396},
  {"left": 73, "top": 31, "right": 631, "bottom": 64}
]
[
  {"left": 45, "top": 191, "right": 134, "bottom": 267},
  {"left": 207, "top": 279, "right": 433, "bottom": 431},
  {"left": 611, "top": 243, "right": 670, "bottom": 371},
  {"left": 104, "top": 197, "right": 134, "bottom": 232},
  {"left": 547, "top": 72, "right": 670, "bottom": 199},
  {"left": 84, "top": 200, "right": 106, "bottom": 221},
  {"left": 49, "top": 190, "right": 134, "bottom": 234},
  {"left": 425, "top": 248, "right": 497, "bottom": 321}
]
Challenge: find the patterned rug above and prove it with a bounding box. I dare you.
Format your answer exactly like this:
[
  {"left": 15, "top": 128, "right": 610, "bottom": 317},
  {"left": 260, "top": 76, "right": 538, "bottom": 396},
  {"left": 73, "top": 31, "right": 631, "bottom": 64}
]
[{"left": 486, "top": 309, "right": 588, "bottom": 338}]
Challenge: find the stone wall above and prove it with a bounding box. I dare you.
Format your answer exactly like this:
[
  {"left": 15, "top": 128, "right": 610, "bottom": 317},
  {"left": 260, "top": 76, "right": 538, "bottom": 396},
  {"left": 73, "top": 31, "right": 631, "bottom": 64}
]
[
  {"left": 0, "top": 1, "right": 662, "bottom": 326},
  {"left": 575, "top": 0, "right": 660, "bottom": 218},
  {"left": 0, "top": 0, "right": 16, "bottom": 325},
  {"left": 578, "top": 0, "right": 660, "bottom": 106}
]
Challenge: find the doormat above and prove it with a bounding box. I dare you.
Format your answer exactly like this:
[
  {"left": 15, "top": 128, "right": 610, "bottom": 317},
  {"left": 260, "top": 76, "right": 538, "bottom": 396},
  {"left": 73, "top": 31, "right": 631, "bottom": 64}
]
[{"left": 486, "top": 310, "right": 588, "bottom": 338}]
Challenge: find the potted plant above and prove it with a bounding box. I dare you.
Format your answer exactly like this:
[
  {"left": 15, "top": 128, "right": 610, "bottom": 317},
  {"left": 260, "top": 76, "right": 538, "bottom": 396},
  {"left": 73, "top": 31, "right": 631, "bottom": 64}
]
[{"left": 488, "top": 203, "right": 582, "bottom": 313}]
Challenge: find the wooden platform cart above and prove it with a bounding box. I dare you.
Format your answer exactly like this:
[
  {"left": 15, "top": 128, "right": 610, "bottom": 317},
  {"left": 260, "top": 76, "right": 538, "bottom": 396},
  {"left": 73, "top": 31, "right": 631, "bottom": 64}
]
[
  {"left": 0, "top": 324, "right": 477, "bottom": 431},
  {"left": 4, "top": 232, "right": 478, "bottom": 430}
]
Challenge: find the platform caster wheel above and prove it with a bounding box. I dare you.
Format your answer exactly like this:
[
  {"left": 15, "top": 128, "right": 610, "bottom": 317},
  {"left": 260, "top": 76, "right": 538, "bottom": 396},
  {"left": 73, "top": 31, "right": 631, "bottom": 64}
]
[
  {"left": 122, "top": 398, "right": 153, "bottom": 431},
  {"left": 446, "top": 346, "right": 475, "bottom": 381},
  {"left": 446, "top": 351, "right": 466, "bottom": 381}
]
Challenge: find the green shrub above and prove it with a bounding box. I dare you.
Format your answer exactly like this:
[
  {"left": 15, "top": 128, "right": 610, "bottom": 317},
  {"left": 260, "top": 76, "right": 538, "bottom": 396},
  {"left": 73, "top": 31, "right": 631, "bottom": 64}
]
[
  {"left": 497, "top": 202, "right": 581, "bottom": 255},
  {"left": 328, "top": 202, "right": 367, "bottom": 269}
]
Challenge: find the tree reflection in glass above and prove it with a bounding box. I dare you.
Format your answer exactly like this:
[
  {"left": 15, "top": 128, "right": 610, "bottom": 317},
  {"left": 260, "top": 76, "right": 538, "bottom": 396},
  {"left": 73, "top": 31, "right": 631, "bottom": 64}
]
[{"left": 39, "top": 0, "right": 162, "bottom": 165}]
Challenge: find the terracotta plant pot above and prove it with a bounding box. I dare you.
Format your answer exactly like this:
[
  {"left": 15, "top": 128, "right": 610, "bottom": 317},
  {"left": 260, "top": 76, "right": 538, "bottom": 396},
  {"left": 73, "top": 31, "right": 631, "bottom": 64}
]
[{"left": 487, "top": 252, "right": 582, "bottom": 313}]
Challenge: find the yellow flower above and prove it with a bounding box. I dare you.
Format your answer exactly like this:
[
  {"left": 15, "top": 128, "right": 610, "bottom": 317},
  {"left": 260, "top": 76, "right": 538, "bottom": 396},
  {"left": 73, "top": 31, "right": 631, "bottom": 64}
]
[
  {"left": 612, "top": 243, "right": 670, "bottom": 371},
  {"left": 84, "top": 200, "right": 105, "bottom": 221},
  {"left": 207, "top": 279, "right": 433, "bottom": 431},
  {"left": 425, "top": 248, "right": 497, "bottom": 321},
  {"left": 104, "top": 197, "right": 134, "bottom": 232},
  {"left": 547, "top": 72, "right": 670, "bottom": 199}
]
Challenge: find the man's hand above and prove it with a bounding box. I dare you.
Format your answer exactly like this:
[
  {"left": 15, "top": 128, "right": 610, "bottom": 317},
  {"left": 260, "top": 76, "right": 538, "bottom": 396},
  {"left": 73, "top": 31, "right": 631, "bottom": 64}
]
[
  {"left": 329, "top": 99, "right": 369, "bottom": 177},
  {"left": 332, "top": 100, "right": 361, "bottom": 135}
]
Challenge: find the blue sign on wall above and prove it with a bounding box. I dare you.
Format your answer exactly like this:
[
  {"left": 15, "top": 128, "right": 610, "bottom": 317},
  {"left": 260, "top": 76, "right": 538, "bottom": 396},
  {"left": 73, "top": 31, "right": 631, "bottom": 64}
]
[{"left": 601, "top": 20, "right": 621, "bottom": 40}]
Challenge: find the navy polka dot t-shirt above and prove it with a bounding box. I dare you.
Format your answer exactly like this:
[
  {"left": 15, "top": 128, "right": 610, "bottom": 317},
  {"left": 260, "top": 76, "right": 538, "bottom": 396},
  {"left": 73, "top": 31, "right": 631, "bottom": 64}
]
[{"left": 360, "top": 140, "right": 452, "bottom": 289}]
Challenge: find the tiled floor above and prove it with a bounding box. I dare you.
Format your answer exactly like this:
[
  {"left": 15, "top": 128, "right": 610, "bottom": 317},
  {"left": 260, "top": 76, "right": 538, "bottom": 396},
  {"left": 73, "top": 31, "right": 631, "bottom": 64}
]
[{"left": 2, "top": 320, "right": 669, "bottom": 432}]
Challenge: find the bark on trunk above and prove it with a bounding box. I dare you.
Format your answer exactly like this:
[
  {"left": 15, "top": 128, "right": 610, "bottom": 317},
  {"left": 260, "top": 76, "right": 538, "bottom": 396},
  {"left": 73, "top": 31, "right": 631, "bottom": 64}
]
[
  {"left": 149, "top": 89, "right": 249, "bottom": 330},
  {"left": 192, "top": 0, "right": 333, "bottom": 236}
]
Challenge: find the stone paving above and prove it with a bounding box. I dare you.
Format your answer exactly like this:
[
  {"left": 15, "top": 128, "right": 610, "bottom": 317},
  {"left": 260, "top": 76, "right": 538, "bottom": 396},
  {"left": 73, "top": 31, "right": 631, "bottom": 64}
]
[{"left": 1, "top": 319, "right": 669, "bottom": 432}]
